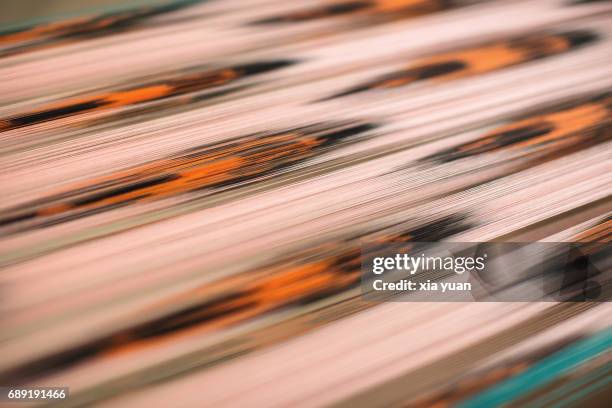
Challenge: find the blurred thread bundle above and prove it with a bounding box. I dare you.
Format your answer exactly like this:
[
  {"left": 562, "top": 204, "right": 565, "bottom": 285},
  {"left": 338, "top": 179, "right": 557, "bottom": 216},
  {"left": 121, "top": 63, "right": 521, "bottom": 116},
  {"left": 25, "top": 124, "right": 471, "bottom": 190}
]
[{"left": 0, "top": 0, "right": 611, "bottom": 407}]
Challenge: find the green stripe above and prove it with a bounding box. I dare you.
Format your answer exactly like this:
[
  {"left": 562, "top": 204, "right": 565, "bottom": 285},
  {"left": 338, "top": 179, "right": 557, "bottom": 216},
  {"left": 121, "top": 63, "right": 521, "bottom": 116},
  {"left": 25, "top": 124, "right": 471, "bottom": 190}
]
[
  {"left": 524, "top": 363, "right": 611, "bottom": 408},
  {"left": 457, "top": 329, "right": 612, "bottom": 408},
  {"left": 0, "top": 0, "right": 201, "bottom": 33}
]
